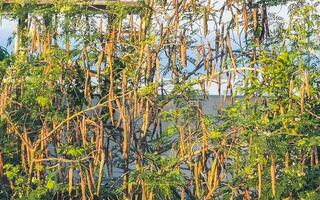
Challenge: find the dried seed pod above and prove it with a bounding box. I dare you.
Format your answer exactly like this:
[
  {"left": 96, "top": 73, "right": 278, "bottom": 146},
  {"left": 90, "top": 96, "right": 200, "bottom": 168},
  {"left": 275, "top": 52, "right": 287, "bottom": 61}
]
[
  {"left": 243, "top": 4, "right": 248, "bottom": 33},
  {"left": 80, "top": 171, "right": 87, "bottom": 200},
  {"left": 279, "top": 104, "right": 286, "bottom": 128},
  {"left": 208, "top": 156, "right": 218, "bottom": 188},
  {"left": 253, "top": 9, "right": 258, "bottom": 33},
  {"left": 301, "top": 84, "right": 305, "bottom": 112},
  {"left": 179, "top": 126, "right": 185, "bottom": 158},
  {"left": 194, "top": 162, "right": 200, "bottom": 198},
  {"left": 180, "top": 37, "right": 187, "bottom": 68},
  {"left": 270, "top": 154, "right": 276, "bottom": 197},
  {"left": 289, "top": 79, "right": 294, "bottom": 97},
  {"left": 156, "top": 57, "right": 160, "bottom": 83},
  {"left": 203, "top": 7, "right": 208, "bottom": 36},
  {"left": 68, "top": 167, "right": 73, "bottom": 196},
  {"left": 67, "top": 105, "right": 70, "bottom": 132},
  {"left": 31, "top": 22, "right": 38, "bottom": 52},
  {"left": 234, "top": 14, "right": 239, "bottom": 35},
  {"left": 258, "top": 162, "right": 262, "bottom": 198},
  {"left": 227, "top": 0, "right": 233, "bottom": 8},
  {"left": 304, "top": 71, "right": 310, "bottom": 97},
  {"left": 97, "top": 151, "right": 105, "bottom": 196},
  {"left": 0, "top": 152, "right": 3, "bottom": 177},
  {"left": 85, "top": 169, "right": 94, "bottom": 199},
  {"left": 244, "top": 189, "right": 250, "bottom": 200},
  {"left": 227, "top": 31, "right": 237, "bottom": 77},
  {"left": 285, "top": 151, "right": 290, "bottom": 169}
]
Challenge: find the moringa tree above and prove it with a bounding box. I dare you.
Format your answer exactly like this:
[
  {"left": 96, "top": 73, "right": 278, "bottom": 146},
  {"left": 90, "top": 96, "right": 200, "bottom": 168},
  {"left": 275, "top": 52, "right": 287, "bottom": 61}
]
[{"left": 0, "top": 0, "right": 319, "bottom": 199}]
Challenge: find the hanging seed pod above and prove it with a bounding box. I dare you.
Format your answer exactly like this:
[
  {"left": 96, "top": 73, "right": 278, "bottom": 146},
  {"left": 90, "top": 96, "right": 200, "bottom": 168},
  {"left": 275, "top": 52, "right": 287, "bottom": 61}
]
[
  {"left": 142, "top": 101, "right": 150, "bottom": 136},
  {"left": 97, "top": 151, "right": 105, "bottom": 196},
  {"left": 21, "top": 144, "right": 27, "bottom": 172},
  {"left": 279, "top": 104, "right": 286, "bottom": 128},
  {"left": 180, "top": 36, "right": 187, "bottom": 68},
  {"left": 68, "top": 166, "right": 73, "bottom": 196},
  {"left": 215, "top": 29, "right": 220, "bottom": 60},
  {"left": 194, "top": 162, "right": 200, "bottom": 198},
  {"left": 122, "top": 70, "right": 127, "bottom": 97},
  {"left": 218, "top": 74, "right": 221, "bottom": 95},
  {"left": 156, "top": 57, "right": 160, "bottom": 83},
  {"left": 200, "top": 119, "right": 208, "bottom": 166},
  {"left": 146, "top": 47, "right": 151, "bottom": 81},
  {"left": 243, "top": 189, "right": 250, "bottom": 200},
  {"left": 227, "top": 0, "right": 233, "bottom": 8},
  {"left": 220, "top": 23, "right": 225, "bottom": 52},
  {"left": 88, "top": 163, "right": 96, "bottom": 186},
  {"left": 203, "top": 7, "right": 208, "bottom": 36},
  {"left": 253, "top": 9, "right": 258, "bottom": 33},
  {"left": 300, "top": 84, "right": 305, "bottom": 112},
  {"left": 85, "top": 169, "right": 94, "bottom": 199},
  {"left": 289, "top": 79, "right": 294, "bottom": 97},
  {"left": 108, "top": 98, "right": 114, "bottom": 126},
  {"left": 208, "top": 155, "right": 218, "bottom": 189},
  {"left": 208, "top": 62, "right": 216, "bottom": 88},
  {"left": 258, "top": 162, "right": 262, "bottom": 198},
  {"left": 304, "top": 71, "right": 310, "bottom": 97},
  {"left": 80, "top": 171, "right": 87, "bottom": 200},
  {"left": 179, "top": 126, "right": 185, "bottom": 158},
  {"left": 227, "top": 31, "right": 237, "bottom": 77},
  {"left": 46, "top": 31, "right": 52, "bottom": 53},
  {"left": 81, "top": 115, "right": 87, "bottom": 146},
  {"left": 31, "top": 21, "right": 38, "bottom": 52},
  {"left": 187, "top": 125, "right": 193, "bottom": 169},
  {"left": 285, "top": 151, "right": 290, "bottom": 169},
  {"left": 67, "top": 105, "right": 70, "bottom": 132},
  {"left": 270, "top": 154, "right": 276, "bottom": 197},
  {"left": 243, "top": 4, "right": 248, "bottom": 33},
  {"left": 213, "top": 159, "right": 219, "bottom": 189},
  {"left": 234, "top": 13, "right": 239, "bottom": 35},
  {"left": 182, "top": 0, "right": 187, "bottom": 10},
  {"left": 190, "top": 0, "right": 194, "bottom": 8}
]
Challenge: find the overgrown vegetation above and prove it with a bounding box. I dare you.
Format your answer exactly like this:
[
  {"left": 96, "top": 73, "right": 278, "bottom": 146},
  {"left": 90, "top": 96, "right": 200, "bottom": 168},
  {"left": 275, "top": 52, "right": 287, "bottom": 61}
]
[{"left": 0, "top": 0, "right": 319, "bottom": 199}]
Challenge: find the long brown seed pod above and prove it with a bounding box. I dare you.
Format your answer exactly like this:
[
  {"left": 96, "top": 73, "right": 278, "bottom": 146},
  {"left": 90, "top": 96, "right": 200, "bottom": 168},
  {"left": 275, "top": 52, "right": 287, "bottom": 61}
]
[
  {"left": 301, "top": 83, "right": 305, "bottom": 112},
  {"left": 227, "top": 31, "right": 238, "bottom": 78},
  {"left": 304, "top": 71, "right": 310, "bottom": 97},
  {"left": 68, "top": 166, "right": 73, "bottom": 197},
  {"left": 270, "top": 154, "right": 276, "bottom": 197},
  {"left": 0, "top": 152, "right": 3, "bottom": 177},
  {"left": 180, "top": 36, "right": 187, "bottom": 68},
  {"left": 194, "top": 162, "right": 200, "bottom": 198},
  {"left": 243, "top": 3, "right": 248, "bottom": 34},
  {"left": 97, "top": 151, "right": 105, "bottom": 196},
  {"left": 258, "top": 162, "right": 262, "bottom": 198},
  {"left": 80, "top": 170, "right": 87, "bottom": 200},
  {"left": 285, "top": 151, "right": 290, "bottom": 169},
  {"left": 179, "top": 126, "right": 185, "bottom": 159},
  {"left": 203, "top": 7, "right": 208, "bottom": 36}
]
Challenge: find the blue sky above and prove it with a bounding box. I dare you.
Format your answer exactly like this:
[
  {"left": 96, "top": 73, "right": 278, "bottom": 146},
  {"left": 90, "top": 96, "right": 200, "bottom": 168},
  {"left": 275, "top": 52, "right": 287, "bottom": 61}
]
[{"left": 0, "top": 19, "right": 16, "bottom": 50}]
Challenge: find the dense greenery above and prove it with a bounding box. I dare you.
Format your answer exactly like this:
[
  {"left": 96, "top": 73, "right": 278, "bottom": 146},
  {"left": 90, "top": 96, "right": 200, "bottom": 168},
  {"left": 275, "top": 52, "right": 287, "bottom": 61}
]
[
  {"left": 0, "top": 0, "right": 319, "bottom": 199},
  {"left": 0, "top": 46, "right": 8, "bottom": 61}
]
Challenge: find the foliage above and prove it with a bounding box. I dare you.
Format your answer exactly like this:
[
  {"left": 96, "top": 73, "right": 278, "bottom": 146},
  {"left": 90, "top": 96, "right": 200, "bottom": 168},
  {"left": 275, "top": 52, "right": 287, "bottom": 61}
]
[{"left": 0, "top": 0, "right": 319, "bottom": 200}]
